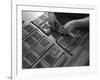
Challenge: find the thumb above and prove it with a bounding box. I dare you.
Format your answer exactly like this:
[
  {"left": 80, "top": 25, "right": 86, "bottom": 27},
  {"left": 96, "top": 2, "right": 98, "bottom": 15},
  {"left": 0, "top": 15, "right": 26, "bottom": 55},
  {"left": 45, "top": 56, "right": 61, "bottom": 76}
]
[
  {"left": 58, "top": 20, "right": 76, "bottom": 35},
  {"left": 48, "top": 13, "right": 55, "bottom": 30},
  {"left": 64, "top": 20, "right": 76, "bottom": 32},
  {"left": 58, "top": 26, "right": 69, "bottom": 35}
]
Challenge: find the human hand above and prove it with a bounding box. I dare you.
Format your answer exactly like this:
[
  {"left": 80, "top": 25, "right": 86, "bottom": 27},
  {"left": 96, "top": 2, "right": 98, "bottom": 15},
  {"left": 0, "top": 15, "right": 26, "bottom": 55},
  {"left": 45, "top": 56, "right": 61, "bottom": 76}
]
[
  {"left": 48, "top": 12, "right": 61, "bottom": 32},
  {"left": 58, "top": 20, "right": 78, "bottom": 35},
  {"left": 58, "top": 17, "right": 89, "bottom": 35}
]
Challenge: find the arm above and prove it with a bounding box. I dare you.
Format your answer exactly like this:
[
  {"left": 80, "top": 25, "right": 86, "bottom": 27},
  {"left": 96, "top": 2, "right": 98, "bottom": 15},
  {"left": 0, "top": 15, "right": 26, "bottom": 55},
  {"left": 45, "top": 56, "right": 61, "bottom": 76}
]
[
  {"left": 75, "top": 17, "right": 89, "bottom": 28},
  {"left": 58, "top": 17, "right": 89, "bottom": 34}
]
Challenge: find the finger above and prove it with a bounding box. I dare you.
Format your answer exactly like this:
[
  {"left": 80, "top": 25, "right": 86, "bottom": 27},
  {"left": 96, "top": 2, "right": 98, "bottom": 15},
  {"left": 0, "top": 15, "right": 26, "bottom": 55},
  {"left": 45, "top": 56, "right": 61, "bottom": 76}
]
[
  {"left": 58, "top": 26, "right": 65, "bottom": 34},
  {"left": 49, "top": 22, "right": 55, "bottom": 31},
  {"left": 64, "top": 20, "right": 76, "bottom": 32},
  {"left": 66, "top": 25, "right": 74, "bottom": 32},
  {"left": 63, "top": 24, "right": 74, "bottom": 34},
  {"left": 62, "top": 28, "right": 69, "bottom": 35},
  {"left": 48, "top": 13, "right": 56, "bottom": 31},
  {"left": 53, "top": 21, "right": 60, "bottom": 32},
  {"left": 59, "top": 25, "right": 70, "bottom": 35}
]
